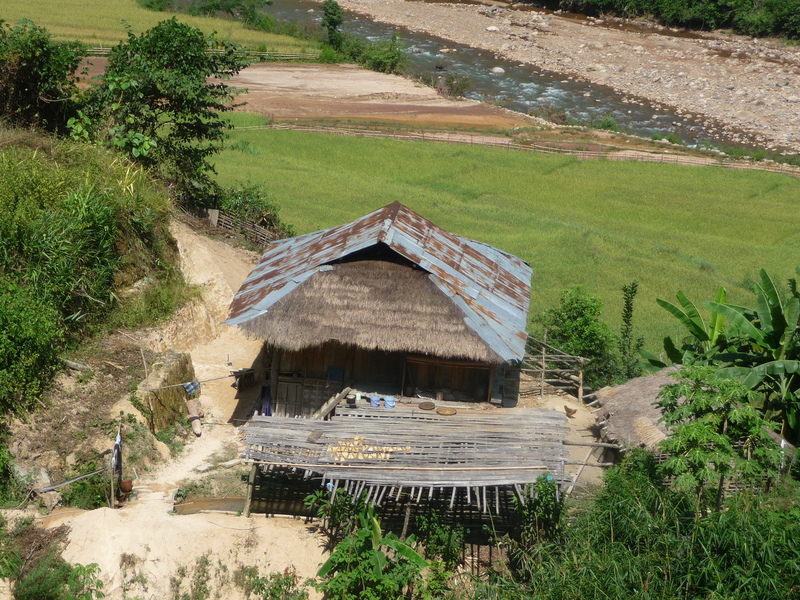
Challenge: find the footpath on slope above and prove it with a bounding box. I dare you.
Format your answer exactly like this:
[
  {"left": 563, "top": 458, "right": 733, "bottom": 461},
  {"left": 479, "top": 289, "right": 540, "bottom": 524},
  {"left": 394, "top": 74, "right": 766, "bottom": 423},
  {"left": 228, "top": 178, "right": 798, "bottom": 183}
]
[{"left": 26, "top": 219, "right": 326, "bottom": 600}]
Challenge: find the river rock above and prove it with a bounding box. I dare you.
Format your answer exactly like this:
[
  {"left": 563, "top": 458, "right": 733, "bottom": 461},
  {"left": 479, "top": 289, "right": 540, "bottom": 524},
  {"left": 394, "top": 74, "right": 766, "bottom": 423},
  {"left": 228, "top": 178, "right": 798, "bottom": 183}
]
[
  {"left": 486, "top": 26, "right": 499, "bottom": 32},
  {"left": 490, "top": 66, "right": 506, "bottom": 74}
]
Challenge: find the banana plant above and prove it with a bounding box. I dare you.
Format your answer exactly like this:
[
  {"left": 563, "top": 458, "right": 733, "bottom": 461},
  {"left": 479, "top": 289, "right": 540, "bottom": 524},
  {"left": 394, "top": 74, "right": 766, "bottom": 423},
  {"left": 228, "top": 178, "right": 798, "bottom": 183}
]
[
  {"left": 710, "top": 270, "right": 800, "bottom": 436},
  {"left": 644, "top": 286, "right": 729, "bottom": 367},
  {"left": 653, "top": 269, "right": 800, "bottom": 440}
]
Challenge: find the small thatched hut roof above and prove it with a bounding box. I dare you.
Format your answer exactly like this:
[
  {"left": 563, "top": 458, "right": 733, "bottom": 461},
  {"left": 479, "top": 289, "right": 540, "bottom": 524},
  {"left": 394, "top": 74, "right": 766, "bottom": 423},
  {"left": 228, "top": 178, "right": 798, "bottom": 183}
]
[
  {"left": 595, "top": 367, "right": 678, "bottom": 450},
  {"left": 237, "top": 260, "right": 501, "bottom": 362},
  {"left": 227, "top": 203, "right": 532, "bottom": 363}
]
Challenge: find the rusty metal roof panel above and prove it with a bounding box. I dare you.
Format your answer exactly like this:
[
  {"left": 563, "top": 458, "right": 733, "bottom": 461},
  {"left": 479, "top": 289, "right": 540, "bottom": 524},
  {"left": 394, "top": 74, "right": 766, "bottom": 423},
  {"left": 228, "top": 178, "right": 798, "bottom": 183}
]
[{"left": 227, "top": 202, "right": 532, "bottom": 362}]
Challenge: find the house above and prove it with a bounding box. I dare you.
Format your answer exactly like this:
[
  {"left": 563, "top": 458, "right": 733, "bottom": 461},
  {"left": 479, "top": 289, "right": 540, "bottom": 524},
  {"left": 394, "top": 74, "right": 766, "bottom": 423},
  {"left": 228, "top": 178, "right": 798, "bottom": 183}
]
[{"left": 226, "top": 202, "right": 533, "bottom": 417}]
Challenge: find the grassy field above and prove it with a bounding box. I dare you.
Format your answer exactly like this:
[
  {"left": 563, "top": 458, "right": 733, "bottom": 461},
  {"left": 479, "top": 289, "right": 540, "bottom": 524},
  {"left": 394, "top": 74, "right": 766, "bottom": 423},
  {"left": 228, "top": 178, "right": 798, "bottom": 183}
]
[
  {"left": 2, "top": 0, "right": 317, "bottom": 51},
  {"left": 215, "top": 116, "right": 800, "bottom": 354}
]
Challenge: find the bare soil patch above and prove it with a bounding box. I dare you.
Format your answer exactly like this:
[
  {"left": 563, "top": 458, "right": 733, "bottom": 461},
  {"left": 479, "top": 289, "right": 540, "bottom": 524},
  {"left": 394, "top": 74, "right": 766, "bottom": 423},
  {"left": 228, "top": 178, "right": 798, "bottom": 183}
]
[{"left": 234, "top": 62, "right": 539, "bottom": 128}]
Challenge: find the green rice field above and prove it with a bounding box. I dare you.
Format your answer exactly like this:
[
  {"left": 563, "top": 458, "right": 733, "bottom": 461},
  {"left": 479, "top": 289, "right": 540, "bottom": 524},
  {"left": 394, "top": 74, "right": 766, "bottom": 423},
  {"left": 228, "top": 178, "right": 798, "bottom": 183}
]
[
  {"left": 2, "top": 0, "right": 316, "bottom": 51},
  {"left": 215, "top": 116, "right": 800, "bottom": 353}
]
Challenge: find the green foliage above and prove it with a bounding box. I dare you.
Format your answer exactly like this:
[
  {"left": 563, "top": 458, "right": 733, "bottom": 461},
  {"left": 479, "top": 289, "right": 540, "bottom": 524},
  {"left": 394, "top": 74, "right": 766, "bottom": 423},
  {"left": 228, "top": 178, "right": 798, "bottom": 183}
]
[
  {"left": 666, "top": 132, "right": 683, "bottom": 145},
  {"left": 304, "top": 488, "right": 367, "bottom": 548},
  {"left": 0, "top": 516, "right": 22, "bottom": 580},
  {"left": 252, "top": 568, "right": 309, "bottom": 600},
  {"left": 414, "top": 508, "right": 464, "bottom": 570},
  {"left": 537, "top": 0, "right": 800, "bottom": 39},
  {"left": 12, "top": 550, "right": 73, "bottom": 600},
  {"left": 154, "top": 419, "right": 190, "bottom": 457},
  {"left": 618, "top": 280, "right": 645, "bottom": 379},
  {"left": 320, "top": 0, "right": 344, "bottom": 50},
  {"left": 218, "top": 183, "right": 296, "bottom": 237},
  {"left": 60, "top": 457, "right": 109, "bottom": 510},
  {"left": 107, "top": 271, "right": 199, "bottom": 330},
  {"left": 537, "top": 287, "right": 621, "bottom": 389},
  {"left": 475, "top": 449, "right": 800, "bottom": 599},
  {"left": 0, "top": 20, "right": 86, "bottom": 131},
  {"left": 0, "top": 281, "right": 64, "bottom": 413},
  {"left": 0, "top": 440, "right": 28, "bottom": 507},
  {"left": 0, "top": 134, "right": 175, "bottom": 411},
  {"left": 657, "top": 366, "right": 784, "bottom": 512},
  {"left": 593, "top": 113, "right": 619, "bottom": 132},
  {"left": 498, "top": 474, "right": 564, "bottom": 575},
  {"left": 656, "top": 268, "right": 800, "bottom": 442},
  {"left": 79, "top": 18, "right": 250, "bottom": 206},
  {"left": 315, "top": 504, "right": 427, "bottom": 600},
  {"left": 316, "top": 2, "right": 406, "bottom": 74}
]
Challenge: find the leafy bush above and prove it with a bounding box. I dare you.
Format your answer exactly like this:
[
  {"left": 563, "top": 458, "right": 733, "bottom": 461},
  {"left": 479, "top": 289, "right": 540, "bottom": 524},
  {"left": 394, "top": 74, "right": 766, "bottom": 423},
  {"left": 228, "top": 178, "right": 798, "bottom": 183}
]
[
  {"left": 594, "top": 114, "right": 619, "bottom": 132},
  {"left": 537, "top": 0, "right": 800, "bottom": 39},
  {"left": 79, "top": 18, "right": 250, "bottom": 206},
  {"left": 0, "top": 20, "right": 86, "bottom": 131},
  {"left": 536, "top": 287, "right": 622, "bottom": 389},
  {"left": 314, "top": 504, "right": 427, "bottom": 600},
  {"left": 0, "top": 281, "right": 63, "bottom": 413},
  {"left": 415, "top": 508, "right": 465, "bottom": 570},
  {"left": 476, "top": 449, "right": 800, "bottom": 599},
  {"left": 218, "top": 183, "right": 296, "bottom": 237}
]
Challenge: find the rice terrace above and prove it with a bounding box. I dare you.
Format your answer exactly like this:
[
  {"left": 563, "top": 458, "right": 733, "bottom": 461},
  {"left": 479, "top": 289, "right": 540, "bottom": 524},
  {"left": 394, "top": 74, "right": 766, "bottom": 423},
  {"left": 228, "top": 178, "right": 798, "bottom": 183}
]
[{"left": 2, "top": 0, "right": 800, "bottom": 598}]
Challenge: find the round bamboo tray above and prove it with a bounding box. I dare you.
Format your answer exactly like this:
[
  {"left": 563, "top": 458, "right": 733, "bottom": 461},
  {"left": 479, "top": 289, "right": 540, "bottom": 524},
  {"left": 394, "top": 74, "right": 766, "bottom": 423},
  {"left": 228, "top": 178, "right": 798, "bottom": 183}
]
[
  {"left": 418, "top": 401, "right": 436, "bottom": 411},
  {"left": 436, "top": 407, "right": 457, "bottom": 416}
]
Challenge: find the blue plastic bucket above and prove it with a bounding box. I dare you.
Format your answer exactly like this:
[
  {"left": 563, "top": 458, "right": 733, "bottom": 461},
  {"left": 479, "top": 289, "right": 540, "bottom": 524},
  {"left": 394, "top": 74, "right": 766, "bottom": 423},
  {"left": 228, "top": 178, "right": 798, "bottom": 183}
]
[
  {"left": 384, "top": 396, "right": 396, "bottom": 409},
  {"left": 369, "top": 396, "right": 381, "bottom": 408}
]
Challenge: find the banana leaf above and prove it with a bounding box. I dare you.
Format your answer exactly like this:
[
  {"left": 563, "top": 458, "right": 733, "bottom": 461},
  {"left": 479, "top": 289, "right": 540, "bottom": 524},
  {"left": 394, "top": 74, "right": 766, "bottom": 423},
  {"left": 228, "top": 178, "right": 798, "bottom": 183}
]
[
  {"left": 658, "top": 292, "right": 709, "bottom": 343},
  {"left": 707, "top": 287, "right": 727, "bottom": 347},
  {"left": 704, "top": 302, "right": 767, "bottom": 348}
]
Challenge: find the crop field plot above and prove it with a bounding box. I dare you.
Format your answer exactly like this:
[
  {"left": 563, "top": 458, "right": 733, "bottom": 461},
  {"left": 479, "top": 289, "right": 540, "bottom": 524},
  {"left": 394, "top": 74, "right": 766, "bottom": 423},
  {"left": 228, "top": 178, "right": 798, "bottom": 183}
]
[
  {"left": 215, "top": 121, "right": 800, "bottom": 350},
  {"left": 3, "top": 0, "right": 316, "bottom": 50}
]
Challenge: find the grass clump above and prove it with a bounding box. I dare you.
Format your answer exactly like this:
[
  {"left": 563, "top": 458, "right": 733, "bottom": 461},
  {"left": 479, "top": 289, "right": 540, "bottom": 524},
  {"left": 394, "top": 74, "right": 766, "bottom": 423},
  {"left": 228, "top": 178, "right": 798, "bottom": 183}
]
[{"left": 0, "top": 132, "right": 176, "bottom": 415}]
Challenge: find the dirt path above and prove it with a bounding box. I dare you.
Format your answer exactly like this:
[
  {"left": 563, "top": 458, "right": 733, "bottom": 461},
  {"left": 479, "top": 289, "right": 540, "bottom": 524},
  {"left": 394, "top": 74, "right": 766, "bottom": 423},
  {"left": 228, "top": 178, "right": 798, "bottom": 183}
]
[
  {"left": 329, "top": 0, "right": 799, "bottom": 154},
  {"left": 37, "top": 220, "right": 326, "bottom": 600}
]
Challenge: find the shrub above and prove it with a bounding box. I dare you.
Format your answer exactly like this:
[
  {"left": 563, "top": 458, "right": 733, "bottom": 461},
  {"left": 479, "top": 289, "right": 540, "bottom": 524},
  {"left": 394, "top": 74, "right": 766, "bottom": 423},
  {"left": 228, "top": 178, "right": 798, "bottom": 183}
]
[
  {"left": 0, "top": 280, "right": 63, "bottom": 413},
  {"left": 0, "top": 20, "right": 86, "bottom": 131},
  {"left": 536, "top": 287, "right": 621, "bottom": 389}
]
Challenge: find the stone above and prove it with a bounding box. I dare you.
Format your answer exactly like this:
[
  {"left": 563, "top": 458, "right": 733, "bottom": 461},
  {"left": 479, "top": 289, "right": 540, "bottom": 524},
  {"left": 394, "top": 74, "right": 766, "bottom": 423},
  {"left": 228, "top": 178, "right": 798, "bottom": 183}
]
[
  {"left": 194, "top": 462, "right": 214, "bottom": 473},
  {"left": 486, "top": 26, "right": 499, "bottom": 32},
  {"left": 490, "top": 66, "right": 505, "bottom": 74},
  {"left": 220, "top": 458, "right": 243, "bottom": 469}
]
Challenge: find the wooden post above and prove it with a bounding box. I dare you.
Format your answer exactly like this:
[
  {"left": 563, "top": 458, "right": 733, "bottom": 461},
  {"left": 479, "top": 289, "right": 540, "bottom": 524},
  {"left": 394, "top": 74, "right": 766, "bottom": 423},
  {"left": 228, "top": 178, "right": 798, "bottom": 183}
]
[
  {"left": 269, "top": 346, "right": 280, "bottom": 415},
  {"left": 541, "top": 331, "right": 547, "bottom": 399},
  {"left": 577, "top": 358, "right": 584, "bottom": 402},
  {"left": 244, "top": 464, "right": 257, "bottom": 517}
]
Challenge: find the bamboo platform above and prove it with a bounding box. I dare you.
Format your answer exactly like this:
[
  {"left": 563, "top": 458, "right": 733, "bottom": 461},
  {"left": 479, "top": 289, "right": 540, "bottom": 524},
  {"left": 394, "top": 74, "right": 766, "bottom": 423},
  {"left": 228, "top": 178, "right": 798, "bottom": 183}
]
[{"left": 243, "top": 407, "right": 567, "bottom": 510}]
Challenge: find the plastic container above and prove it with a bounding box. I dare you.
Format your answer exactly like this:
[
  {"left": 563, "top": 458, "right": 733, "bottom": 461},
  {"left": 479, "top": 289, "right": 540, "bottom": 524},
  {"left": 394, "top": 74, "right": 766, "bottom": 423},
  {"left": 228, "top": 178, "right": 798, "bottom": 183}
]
[
  {"left": 384, "top": 396, "right": 396, "bottom": 409},
  {"left": 369, "top": 396, "right": 381, "bottom": 408}
]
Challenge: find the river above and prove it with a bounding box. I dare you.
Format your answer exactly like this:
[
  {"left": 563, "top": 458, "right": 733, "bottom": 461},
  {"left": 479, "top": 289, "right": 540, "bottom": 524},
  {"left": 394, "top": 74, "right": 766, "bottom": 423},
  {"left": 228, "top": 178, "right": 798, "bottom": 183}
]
[{"left": 268, "top": 0, "right": 721, "bottom": 148}]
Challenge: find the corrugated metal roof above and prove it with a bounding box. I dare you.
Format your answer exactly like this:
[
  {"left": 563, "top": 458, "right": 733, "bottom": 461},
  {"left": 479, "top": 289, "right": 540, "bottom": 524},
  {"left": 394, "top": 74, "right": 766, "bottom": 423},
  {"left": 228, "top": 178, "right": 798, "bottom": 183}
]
[{"left": 226, "top": 202, "right": 532, "bottom": 362}]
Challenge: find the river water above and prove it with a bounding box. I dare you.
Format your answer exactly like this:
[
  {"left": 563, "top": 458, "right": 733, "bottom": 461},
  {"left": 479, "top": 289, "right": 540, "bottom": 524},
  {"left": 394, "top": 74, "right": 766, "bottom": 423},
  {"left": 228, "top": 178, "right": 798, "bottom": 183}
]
[{"left": 268, "top": 0, "right": 722, "bottom": 147}]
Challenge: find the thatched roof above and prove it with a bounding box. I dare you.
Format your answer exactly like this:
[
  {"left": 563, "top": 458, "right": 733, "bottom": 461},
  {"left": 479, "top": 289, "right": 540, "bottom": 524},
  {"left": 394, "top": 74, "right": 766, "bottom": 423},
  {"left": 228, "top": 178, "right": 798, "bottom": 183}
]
[
  {"left": 227, "top": 203, "right": 532, "bottom": 362},
  {"left": 595, "top": 367, "right": 678, "bottom": 450},
  {"left": 238, "top": 260, "right": 502, "bottom": 362}
]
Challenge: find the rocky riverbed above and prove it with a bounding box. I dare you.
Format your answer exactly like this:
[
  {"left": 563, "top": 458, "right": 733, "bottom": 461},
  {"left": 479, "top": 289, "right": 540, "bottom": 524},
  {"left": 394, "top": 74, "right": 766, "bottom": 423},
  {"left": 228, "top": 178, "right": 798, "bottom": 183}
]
[{"left": 335, "top": 0, "right": 800, "bottom": 154}]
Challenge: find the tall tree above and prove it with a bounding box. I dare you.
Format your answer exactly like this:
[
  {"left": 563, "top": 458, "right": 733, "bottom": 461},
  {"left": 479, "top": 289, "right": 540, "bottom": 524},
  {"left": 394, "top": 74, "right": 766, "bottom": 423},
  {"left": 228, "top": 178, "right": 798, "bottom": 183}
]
[{"left": 77, "top": 18, "right": 249, "bottom": 205}]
